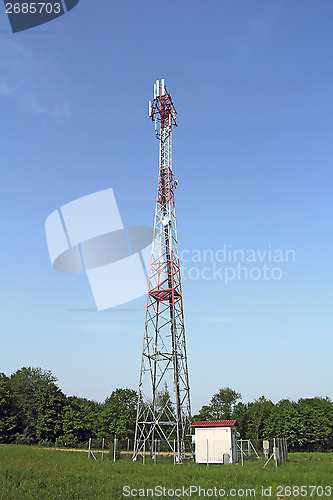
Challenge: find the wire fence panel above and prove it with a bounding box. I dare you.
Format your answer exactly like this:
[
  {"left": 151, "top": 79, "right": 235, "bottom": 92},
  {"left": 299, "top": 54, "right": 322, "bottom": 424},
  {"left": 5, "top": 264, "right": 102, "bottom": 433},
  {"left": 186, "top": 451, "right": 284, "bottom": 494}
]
[
  {"left": 86, "top": 438, "right": 193, "bottom": 463},
  {"left": 86, "top": 437, "right": 288, "bottom": 467}
]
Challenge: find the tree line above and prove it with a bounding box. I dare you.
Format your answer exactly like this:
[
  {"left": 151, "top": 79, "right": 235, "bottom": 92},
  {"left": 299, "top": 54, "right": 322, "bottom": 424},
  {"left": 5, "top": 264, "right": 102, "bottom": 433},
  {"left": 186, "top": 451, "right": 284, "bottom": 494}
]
[
  {"left": 0, "top": 368, "right": 332, "bottom": 451},
  {"left": 0, "top": 367, "right": 137, "bottom": 448},
  {"left": 193, "top": 387, "right": 333, "bottom": 451}
]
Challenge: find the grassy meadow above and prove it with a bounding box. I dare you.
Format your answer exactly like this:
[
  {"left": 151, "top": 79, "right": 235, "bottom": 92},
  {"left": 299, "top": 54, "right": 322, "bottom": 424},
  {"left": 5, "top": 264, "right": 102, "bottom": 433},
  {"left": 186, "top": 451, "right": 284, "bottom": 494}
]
[{"left": 0, "top": 445, "right": 332, "bottom": 499}]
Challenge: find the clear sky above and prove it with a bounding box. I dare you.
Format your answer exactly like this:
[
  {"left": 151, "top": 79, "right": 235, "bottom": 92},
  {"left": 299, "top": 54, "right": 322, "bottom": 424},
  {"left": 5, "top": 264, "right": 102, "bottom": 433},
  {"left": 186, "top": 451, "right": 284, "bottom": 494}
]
[{"left": 1, "top": 0, "right": 332, "bottom": 413}]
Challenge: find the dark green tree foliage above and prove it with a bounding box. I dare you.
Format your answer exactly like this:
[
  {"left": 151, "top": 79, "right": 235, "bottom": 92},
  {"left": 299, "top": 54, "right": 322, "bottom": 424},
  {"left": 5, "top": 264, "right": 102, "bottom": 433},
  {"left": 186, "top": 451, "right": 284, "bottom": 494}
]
[
  {"left": 263, "top": 397, "right": 333, "bottom": 450},
  {"left": 247, "top": 396, "right": 274, "bottom": 442},
  {"left": 155, "top": 383, "right": 175, "bottom": 423},
  {"left": 196, "top": 388, "right": 333, "bottom": 451},
  {"left": 0, "top": 373, "right": 20, "bottom": 442},
  {"left": 297, "top": 398, "right": 333, "bottom": 449},
  {"left": 263, "top": 399, "right": 305, "bottom": 448},
  {"left": 61, "top": 396, "right": 102, "bottom": 447},
  {"left": 9, "top": 367, "right": 60, "bottom": 443},
  {"left": 231, "top": 401, "right": 250, "bottom": 438},
  {"left": 197, "top": 387, "right": 241, "bottom": 420},
  {"left": 101, "top": 388, "right": 137, "bottom": 439},
  {"left": 35, "top": 383, "right": 66, "bottom": 444},
  {"left": 2, "top": 369, "right": 333, "bottom": 451}
]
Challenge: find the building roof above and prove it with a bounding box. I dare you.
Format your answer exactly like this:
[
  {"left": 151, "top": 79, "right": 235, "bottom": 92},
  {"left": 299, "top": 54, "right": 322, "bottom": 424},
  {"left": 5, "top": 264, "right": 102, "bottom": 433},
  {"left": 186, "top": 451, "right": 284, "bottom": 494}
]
[{"left": 191, "top": 420, "right": 238, "bottom": 428}]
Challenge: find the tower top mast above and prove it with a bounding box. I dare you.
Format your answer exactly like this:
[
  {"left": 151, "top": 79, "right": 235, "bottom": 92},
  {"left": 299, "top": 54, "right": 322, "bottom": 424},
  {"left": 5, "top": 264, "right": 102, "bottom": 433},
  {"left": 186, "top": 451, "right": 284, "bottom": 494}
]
[{"left": 149, "top": 78, "right": 177, "bottom": 139}]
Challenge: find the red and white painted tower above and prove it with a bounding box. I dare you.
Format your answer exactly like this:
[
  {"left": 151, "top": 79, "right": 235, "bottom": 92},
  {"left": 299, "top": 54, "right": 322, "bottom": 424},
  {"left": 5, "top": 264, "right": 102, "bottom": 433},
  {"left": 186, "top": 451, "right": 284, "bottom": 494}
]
[{"left": 133, "top": 79, "right": 191, "bottom": 462}]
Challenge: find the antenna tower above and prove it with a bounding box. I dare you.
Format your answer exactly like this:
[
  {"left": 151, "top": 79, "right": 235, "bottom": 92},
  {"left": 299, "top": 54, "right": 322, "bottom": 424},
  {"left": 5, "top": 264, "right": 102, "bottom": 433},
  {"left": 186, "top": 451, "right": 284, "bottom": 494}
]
[{"left": 133, "top": 79, "right": 191, "bottom": 463}]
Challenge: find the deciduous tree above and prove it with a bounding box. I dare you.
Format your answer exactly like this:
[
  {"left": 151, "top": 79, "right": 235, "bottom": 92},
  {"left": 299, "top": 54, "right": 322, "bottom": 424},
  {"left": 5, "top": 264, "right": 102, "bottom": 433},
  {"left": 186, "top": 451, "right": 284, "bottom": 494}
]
[
  {"left": 101, "top": 388, "right": 137, "bottom": 439},
  {"left": 0, "top": 373, "right": 20, "bottom": 443},
  {"left": 197, "top": 387, "right": 241, "bottom": 420}
]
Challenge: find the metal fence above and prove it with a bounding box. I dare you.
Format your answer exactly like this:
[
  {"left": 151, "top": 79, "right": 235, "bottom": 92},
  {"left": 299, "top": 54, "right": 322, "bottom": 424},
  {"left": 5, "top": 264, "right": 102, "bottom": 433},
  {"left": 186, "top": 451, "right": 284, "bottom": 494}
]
[
  {"left": 263, "top": 438, "right": 288, "bottom": 468},
  {"left": 237, "top": 439, "right": 261, "bottom": 466},
  {"left": 87, "top": 438, "right": 193, "bottom": 464},
  {"left": 86, "top": 437, "right": 287, "bottom": 467}
]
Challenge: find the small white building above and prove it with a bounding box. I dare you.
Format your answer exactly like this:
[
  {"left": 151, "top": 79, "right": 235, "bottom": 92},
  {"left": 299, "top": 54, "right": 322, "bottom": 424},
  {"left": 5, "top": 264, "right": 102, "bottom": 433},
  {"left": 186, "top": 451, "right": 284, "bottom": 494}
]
[{"left": 191, "top": 420, "right": 238, "bottom": 464}]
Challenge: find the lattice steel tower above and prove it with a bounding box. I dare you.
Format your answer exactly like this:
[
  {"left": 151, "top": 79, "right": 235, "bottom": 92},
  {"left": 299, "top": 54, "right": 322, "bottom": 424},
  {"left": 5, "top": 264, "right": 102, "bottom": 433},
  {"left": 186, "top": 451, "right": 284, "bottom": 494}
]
[{"left": 133, "top": 79, "right": 191, "bottom": 463}]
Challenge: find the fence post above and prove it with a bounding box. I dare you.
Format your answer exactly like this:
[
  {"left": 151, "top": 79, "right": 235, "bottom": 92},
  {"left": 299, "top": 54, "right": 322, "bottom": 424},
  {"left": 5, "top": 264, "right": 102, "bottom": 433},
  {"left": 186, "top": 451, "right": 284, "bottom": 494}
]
[
  {"left": 101, "top": 438, "right": 104, "bottom": 460},
  {"left": 206, "top": 439, "right": 209, "bottom": 466},
  {"left": 143, "top": 441, "right": 145, "bottom": 465},
  {"left": 241, "top": 439, "right": 243, "bottom": 467},
  {"left": 273, "top": 438, "right": 277, "bottom": 467},
  {"left": 88, "top": 438, "right": 96, "bottom": 461},
  {"left": 113, "top": 438, "right": 116, "bottom": 462}
]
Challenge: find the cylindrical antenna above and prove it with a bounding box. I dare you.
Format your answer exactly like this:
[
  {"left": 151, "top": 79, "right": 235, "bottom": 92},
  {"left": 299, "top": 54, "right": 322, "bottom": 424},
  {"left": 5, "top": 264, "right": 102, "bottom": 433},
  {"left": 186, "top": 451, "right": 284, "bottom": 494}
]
[
  {"left": 161, "top": 79, "right": 165, "bottom": 96},
  {"left": 149, "top": 101, "right": 152, "bottom": 117},
  {"left": 156, "top": 80, "right": 160, "bottom": 97}
]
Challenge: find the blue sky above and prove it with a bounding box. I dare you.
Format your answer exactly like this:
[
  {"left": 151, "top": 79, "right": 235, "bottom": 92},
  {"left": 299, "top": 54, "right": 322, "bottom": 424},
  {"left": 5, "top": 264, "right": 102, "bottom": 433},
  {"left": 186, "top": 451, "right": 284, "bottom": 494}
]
[{"left": 1, "top": 0, "right": 332, "bottom": 413}]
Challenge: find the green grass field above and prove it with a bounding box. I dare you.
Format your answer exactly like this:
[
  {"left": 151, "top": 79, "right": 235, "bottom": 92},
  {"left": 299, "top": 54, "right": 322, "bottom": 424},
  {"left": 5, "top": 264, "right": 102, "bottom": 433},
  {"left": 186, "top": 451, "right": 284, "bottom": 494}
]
[{"left": 0, "top": 445, "right": 331, "bottom": 499}]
